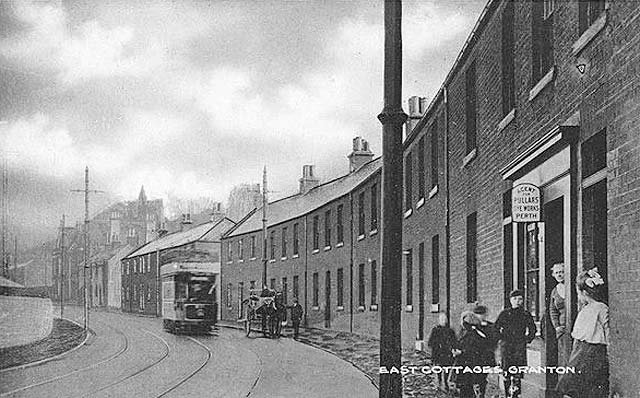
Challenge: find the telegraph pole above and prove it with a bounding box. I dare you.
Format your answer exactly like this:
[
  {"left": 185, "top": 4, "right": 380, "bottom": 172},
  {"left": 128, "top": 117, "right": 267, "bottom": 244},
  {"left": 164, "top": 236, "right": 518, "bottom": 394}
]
[
  {"left": 1, "top": 156, "right": 7, "bottom": 278},
  {"left": 71, "top": 167, "right": 104, "bottom": 331},
  {"left": 378, "top": 1, "right": 407, "bottom": 397},
  {"left": 261, "top": 166, "right": 268, "bottom": 288}
]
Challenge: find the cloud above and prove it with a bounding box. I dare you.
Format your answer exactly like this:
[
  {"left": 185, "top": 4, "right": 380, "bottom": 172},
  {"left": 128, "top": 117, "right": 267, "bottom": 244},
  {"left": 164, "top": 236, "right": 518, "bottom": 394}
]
[{"left": 0, "top": 1, "right": 156, "bottom": 84}]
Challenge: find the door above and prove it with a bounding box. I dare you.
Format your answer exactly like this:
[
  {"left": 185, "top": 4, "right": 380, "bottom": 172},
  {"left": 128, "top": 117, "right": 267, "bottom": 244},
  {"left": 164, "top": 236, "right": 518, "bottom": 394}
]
[{"left": 325, "top": 271, "right": 331, "bottom": 328}]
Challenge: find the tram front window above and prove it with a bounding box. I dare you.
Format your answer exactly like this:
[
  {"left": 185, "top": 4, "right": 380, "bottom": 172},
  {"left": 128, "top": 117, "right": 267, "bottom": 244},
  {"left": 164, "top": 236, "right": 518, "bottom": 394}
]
[{"left": 189, "top": 277, "right": 215, "bottom": 303}]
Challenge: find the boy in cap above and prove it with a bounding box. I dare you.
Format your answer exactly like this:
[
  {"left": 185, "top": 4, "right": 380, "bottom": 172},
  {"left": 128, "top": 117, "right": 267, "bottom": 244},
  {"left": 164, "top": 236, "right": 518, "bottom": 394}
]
[
  {"left": 495, "top": 289, "right": 537, "bottom": 398},
  {"left": 427, "top": 312, "right": 456, "bottom": 391}
]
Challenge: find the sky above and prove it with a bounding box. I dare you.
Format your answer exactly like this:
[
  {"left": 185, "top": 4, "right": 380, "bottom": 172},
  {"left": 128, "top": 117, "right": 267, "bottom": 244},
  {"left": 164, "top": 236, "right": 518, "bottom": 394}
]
[{"left": 0, "top": 0, "right": 487, "bottom": 249}]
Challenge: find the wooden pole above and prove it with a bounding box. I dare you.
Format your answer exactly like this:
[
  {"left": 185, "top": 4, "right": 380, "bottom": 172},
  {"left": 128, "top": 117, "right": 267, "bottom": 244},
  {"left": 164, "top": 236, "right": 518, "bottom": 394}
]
[
  {"left": 262, "top": 166, "right": 268, "bottom": 288},
  {"left": 378, "top": 1, "right": 407, "bottom": 397}
]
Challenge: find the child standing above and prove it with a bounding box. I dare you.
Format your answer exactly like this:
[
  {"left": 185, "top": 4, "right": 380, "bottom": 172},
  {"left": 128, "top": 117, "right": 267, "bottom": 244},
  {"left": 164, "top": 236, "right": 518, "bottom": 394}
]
[{"left": 427, "top": 312, "right": 456, "bottom": 391}]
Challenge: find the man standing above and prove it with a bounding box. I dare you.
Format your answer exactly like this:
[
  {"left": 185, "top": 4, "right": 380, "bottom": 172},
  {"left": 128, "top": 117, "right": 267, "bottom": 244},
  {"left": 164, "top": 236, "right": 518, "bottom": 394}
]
[
  {"left": 549, "top": 262, "right": 569, "bottom": 366},
  {"left": 291, "top": 298, "right": 303, "bottom": 339},
  {"left": 496, "top": 289, "right": 537, "bottom": 398}
]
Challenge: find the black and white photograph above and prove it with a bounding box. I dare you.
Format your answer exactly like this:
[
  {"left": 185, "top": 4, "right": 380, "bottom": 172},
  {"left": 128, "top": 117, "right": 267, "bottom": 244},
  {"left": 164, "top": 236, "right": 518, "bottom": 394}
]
[{"left": 0, "top": 0, "right": 638, "bottom": 397}]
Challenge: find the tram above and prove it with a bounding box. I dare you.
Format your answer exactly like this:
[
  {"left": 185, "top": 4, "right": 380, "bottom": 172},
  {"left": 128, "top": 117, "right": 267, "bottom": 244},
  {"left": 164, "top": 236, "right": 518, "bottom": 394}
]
[{"left": 161, "top": 263, "right": 218, "bottom": 334}]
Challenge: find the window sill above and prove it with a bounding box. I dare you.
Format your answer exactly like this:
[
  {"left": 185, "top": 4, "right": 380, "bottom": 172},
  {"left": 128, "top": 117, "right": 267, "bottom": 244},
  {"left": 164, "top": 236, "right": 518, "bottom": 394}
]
[
  {"left": 416, "top": 197, "right": 425, "bottom": 209},
  {"left": 370, "top": 304, "right": 378, "bottom": 312},
  {"left": 405, "top": 305, "right": 413, "bottom": 312},
  {"left": 404, "top": 208, "right": 413, "bottom": 219},
  {"left": 357, "top": 235, "right": 365, "bottom": 241},
  {"left": 336, "top": 242, "right": 344, "bottom": 248},
  {"left": 292, "top": 254, "right": 299, "bottom": 259},
  {"left": 226, "top": 261, "right": 233, "bottom": 264},
  {"left": 529, "top": 67, "right": 555, "bottom": 101},
  {"left": 337, "top": 306, "right": 344, "bottom": 311},
  {"left": 249, "top": 257, "right": 257, "bottom": 261},
  {"left": 498, "top": 108, "right": 516, "bottom": 132},
  {"left": 312, "top": 306, "right": 320, "bottom": 311},
  {"left": 429, "top": 185, "right": 439, "bottom": 199},
  {"left": 324, "top": 246, "right": 331, "bottom": 251},
  {"left": 462, "top": 148, "right": 477, "bottom": 168},
  {"left": 238, "top": 259, "right": 244, "bottom": 263},
  {"left": 430, "top": 303, "right": 440, "bottom": 313},
  {"left": 357, "top": 306, "right": 365, "bottom": 312},
  {"left": 281, "top": 257, "right": 287, "bottom": 261},
  {"left": 268, "top": 259, "right": 276, "bottom": 263},
  {"left": 369, "top": 229, "right": 378, "bottom": 237},
  {"left": 572, "top": 12, "right": 607, "bottom": 56},
  {"left": 312, "top": 249, "right": 320, "bottom": 254}
]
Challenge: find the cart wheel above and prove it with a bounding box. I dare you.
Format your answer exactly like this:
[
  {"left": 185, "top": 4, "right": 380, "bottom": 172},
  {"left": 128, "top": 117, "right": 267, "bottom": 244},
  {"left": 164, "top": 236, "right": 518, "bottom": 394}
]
[{"left": 245, "top": 317, "right": 251, "bottom": 336}]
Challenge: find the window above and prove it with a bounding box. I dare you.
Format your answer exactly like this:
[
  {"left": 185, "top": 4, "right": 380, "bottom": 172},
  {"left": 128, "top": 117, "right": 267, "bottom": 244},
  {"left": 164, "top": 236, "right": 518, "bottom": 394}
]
[
  {"left": 282, "top": 277, "right": 288, "bottom": 305},
  {"left": 358, "top": 192, "right": 365, "bottom": 236},
  {"left": 270, "top": 278, "right": 276, "bottom": 291},
  {"left": 324, "top": 210, "right": 331, "bottom": 247},
  {"left": 502, "top": 0, "right": 515, "bottom": 116},
  {"left": 293, "top": 275, "right": 300, "bottom": 301},
  {"left": 250, "top": 280, "right": 256, "bottom": 290},
  {"left": 227, "top": 242, "right": 232, "bottom": 261},
  {"left": 358, "top": 263, "right": 365, "bottom": 307},
  {"left": 579, "top": 0, "right": 606, "bottom": 35},
  {"left": 238, "top": 239, "right": 243, "bottom": 260},
  {"left": 503, "top": 189, "right": 514, "bottom": 307},
  {"left": 371, "top": 184, "right": 378, "bottom": 231},
  {"left": 270, "top": 230, "right": 275, "bottom": 260},
  {"left": 432, "top": 235, "right": 440, "bottom": 305},
  {"left": 293, "top": 223, "right": 299, "bottom": 255},
  {"left": 337, "top": 205, "right": 344, "bottom": 244},
  {"left": 226, "top": 283, "right": 232, "bottom": 308},
  {"left": 532, "top": 0, "right": 554, "bottom": 84},
  {"left": 250, "top": 235, "right": 256, "bottom": 258},
  {"left": 466, "top": 212, "right": 478, "bottom": 302},
  {"left": 405, "top": 152, "right": 413, "bottom": 210},
  {"left": 371, "top": 261, "right": 378, "bottom": 305},
  {"left": 405, "top": 250, "right": 413, "bottom": 306},
  {"left": 313, "top": 272, "right": 319, "bottom": 306},
  {"left": 430, "top": 120, "right": 439, "bottom": 188},
  {"left": 282, "top": 227, "right": 287, "bottom": 257},
  {"left": 313, "top": 216, "right": 319, "bottom": 250},
  {"left": 582, "top": 130, "right": 607, "bottom": 178},
  {"left": 337, "top": 268, "right": 344, "bottom": 307},
  {"left": 465, "top": 62, "right": 477, "bottom": 154},
  {"left": 418, "top": 136, "right": 426, "bottom": 199}
]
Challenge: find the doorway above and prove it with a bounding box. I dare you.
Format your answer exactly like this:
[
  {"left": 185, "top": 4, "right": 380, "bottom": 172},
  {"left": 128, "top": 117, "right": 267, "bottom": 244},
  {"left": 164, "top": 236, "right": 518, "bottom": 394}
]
[{"left": 325, "top": 270, "right": 331, "bottom": 328}]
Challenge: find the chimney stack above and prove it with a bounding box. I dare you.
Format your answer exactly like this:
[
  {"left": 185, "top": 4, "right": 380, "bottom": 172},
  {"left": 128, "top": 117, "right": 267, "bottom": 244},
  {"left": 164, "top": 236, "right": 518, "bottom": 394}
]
[
  {"left": 157, "top": 221, "right": 168, "bottom": 238},
  {"left": 348, "top": 136, "right": 374, "bottom": 173},
  {"left": 299, "top": 165, "right": 320, "bottom": 194},
  {"left": 180, "top": 213, "right": 193, "bottom": 231},
  {"left": 210, "top": 202, "right": 224, "bottom": 222},
  {"left": 406, "top": 96, "right": 428, "bottom": 135}
]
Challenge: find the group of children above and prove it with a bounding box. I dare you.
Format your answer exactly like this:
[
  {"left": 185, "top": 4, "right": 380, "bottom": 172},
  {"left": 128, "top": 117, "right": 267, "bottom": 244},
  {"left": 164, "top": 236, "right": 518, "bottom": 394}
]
[
  {"left": 428, "top": 289, "right": 535, "bottom": 398},
  {"left": 427, "top": 268, "right": 610, "bottom": 398}
]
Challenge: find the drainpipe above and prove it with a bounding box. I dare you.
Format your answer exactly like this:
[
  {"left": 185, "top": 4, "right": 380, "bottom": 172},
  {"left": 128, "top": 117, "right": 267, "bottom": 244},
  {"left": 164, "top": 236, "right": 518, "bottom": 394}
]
[{"left": 444, "top": 87, "right": 451, "bottom": 322}]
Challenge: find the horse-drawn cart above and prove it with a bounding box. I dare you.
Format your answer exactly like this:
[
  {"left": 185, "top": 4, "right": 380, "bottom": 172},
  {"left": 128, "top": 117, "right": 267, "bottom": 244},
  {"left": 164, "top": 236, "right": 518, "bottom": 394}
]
[{"left": 240, "top": 290, "right": 286, "bottom": 338}]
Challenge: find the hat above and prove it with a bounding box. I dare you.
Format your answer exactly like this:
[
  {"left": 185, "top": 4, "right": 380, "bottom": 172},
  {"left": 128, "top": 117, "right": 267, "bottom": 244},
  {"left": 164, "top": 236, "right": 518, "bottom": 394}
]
[
  {"left": 472, "top": 304, "right": 488, "bottom": 315},
  {"left": 461, "top": 310, "right": 481, "bottom": 326},
  {"left": 509, "top": 289, "right": 524, "bottom": 298}
]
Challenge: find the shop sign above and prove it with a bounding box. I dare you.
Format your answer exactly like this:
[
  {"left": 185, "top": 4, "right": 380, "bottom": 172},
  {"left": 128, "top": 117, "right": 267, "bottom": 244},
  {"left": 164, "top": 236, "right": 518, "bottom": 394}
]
[{"left": 512, "top": 183, "right": 541, "bottom": 222}]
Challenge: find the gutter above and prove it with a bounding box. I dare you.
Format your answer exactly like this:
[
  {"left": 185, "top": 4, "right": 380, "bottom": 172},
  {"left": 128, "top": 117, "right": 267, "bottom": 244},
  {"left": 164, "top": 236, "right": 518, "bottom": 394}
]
[{"left": 444, "top": 87, "right": 452, "bottom": 322}]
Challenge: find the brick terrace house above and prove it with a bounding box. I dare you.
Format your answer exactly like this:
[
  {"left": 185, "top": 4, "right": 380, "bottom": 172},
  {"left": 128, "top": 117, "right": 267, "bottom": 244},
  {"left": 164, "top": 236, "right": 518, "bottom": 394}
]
[
  {"left": 221, "top": 1, "right": 640, "bottom": 396},
  {"left": 121, "top": 217, "right": 235, "bottom": 317},
  {"left": 221, "top": 137, "right": 383, "bottom": 334}
]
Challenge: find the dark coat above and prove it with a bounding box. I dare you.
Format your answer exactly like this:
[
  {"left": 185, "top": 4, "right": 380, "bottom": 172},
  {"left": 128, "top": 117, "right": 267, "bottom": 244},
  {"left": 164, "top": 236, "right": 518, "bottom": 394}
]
[
  {"left": 291, "top": 303, "right": 303, "bottom": 321},
  {"left": 427, "top": 325, "right": 456, "bottom": 365},
  {"left": 454, "top": 322, "right": 495, "bottom": 387},
  {"left": 495, "top": 307, "right": 537, "bottom": 369}
]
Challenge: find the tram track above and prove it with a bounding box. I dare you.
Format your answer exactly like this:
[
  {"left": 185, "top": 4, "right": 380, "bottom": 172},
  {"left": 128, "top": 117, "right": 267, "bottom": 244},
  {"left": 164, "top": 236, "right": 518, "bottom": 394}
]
[
  {"left": 154, "top": 335, "right": 212, "bottom": 398},
  {"left": 0, "top": 317, "right": 129, "bottom": 397},
  {"left": 82, "top": 329, "right": 171, "bottom": 397}
]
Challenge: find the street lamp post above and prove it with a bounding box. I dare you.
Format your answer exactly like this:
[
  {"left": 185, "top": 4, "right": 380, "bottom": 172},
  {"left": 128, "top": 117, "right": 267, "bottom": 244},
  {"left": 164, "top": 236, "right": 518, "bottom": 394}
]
[{"left": 378, "top": 1, "right": 407, "bottom": 397}]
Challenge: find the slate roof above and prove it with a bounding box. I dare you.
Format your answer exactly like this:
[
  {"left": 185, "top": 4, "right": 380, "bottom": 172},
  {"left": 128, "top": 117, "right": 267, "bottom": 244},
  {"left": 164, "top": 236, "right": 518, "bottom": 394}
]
[
  {"left": 124, "top": 217, "right": 235, "bottom": 259},
  {"left": 226, "top": 157, "right": 381, "bottom": 238}
]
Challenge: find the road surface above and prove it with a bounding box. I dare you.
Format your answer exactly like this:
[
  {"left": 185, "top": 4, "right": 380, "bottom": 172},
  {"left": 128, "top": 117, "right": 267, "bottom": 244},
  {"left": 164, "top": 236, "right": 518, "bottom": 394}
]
[{"left": 0, "top": 309, "right": 377, "bottom": 397}]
